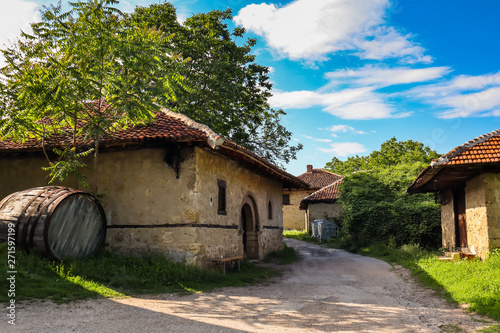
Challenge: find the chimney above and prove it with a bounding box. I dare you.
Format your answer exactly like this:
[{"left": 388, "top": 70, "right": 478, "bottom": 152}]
[{"left": 307, "top": 165, "right": 313, "bottom": 173}]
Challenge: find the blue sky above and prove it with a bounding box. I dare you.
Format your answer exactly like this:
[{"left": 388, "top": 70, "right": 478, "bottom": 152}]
[{"left": 2, "top": 0, "right": 500, "bottom": 176}]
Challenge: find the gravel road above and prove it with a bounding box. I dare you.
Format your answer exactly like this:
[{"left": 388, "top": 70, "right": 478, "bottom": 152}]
[{"left": 4, "top": 238, "right": 497, "bottom": 332}]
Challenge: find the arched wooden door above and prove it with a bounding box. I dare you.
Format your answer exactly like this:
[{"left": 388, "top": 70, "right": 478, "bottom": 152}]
[{"left": 241, "top": 198, "right": 259, "bottom": 259}]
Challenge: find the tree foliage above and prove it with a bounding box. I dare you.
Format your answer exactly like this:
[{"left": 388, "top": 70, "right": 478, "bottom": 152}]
[
  {"left": 126, "top": 3, "right": 302, "bottom": 165},
  {"left": 325, "top": 137, "right": 440, "bottom": 175},
  {"left": 0, "top": 0, "right": 186, "bottom": 193},
  {"left": 326, "top": 139, "right": 442, "bottom": 252},
  {"left": 1, "top": 1, "right": 301, "bottom": 193}
]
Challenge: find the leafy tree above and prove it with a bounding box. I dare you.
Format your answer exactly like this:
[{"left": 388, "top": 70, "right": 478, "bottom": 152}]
[
  {"left": 0, "top": 0, "right": 186, "bottom": 193},
  {"left": 126, "top": 3, "right": 302, "bottom": 165},
  {"left": 339, "top": 165, "right": 441, "bottom": 252},
  {"left": 325, "top": 137, "right": 440, "bottom": 175},
  {"left": 325, "top": 139, "right": 442, "bottom": 251}
]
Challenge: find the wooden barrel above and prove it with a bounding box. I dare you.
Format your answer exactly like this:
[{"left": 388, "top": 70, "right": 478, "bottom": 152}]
[{"left": 0, "top": 186, "right": 107, "bottom": 260}]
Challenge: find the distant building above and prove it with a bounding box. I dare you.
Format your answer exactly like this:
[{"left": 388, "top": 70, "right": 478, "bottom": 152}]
[
  {"left": 299, "top": 177, "right": 343, "bottom": 229},
  {"left": 283, "top": 165, "right": 341, "bottom": 230}
]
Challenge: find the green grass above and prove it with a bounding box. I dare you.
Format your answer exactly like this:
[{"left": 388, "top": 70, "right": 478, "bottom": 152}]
[
  {"left": 359, "top": 243, "right": 500, "bottom": 322},
  {"left": 283, "top": 229, "right": 341, "bottom": 248},
  {"left": 479, "top": 325, "right": 500, "bottom": 333},
  {"left": 0, "top": 243, "right": 278, "bottom": 304},
  {"left": 263, "top": 242, "right": 299, "bottom": 265}
]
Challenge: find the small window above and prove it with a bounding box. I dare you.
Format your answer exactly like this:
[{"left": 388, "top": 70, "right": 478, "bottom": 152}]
[
  {"left": 268, "top": 201, "right": 273, "bottom": 219},
  {"left": 283, "top": 194, "right": 290, "bottom": 205},
  {"left": 218, "top": 179, "right": 227, "bottom": 215}
]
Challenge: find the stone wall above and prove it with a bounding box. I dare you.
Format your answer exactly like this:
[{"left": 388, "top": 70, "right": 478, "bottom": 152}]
[
  {"left": 465, "top": 175, "right": 489, "bottom": 259},
  {"left": 484, "top": 174, "right": 500, "bottom": 252},
  {"left": 439, "top": 173, "right": 500, "bottom": 259},
  {"left": 307, "top": 202, "right": 342, "bottom": 230},
  {"left": 283, "top": 190, "right": 311, "bottom": 230},
  {"left": 440, "top": 189, "right": 455, "bottom": 250},
  {"left": 0, "top": 145, "right": 285, "bottom": 266},
  {"left": 193, "top": 146, "right": 284, "bottom": 263}
]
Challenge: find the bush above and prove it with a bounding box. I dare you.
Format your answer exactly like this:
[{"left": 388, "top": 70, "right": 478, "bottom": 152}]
[{"left": 339, "top": 164, "right": 441, "bottom": 252}]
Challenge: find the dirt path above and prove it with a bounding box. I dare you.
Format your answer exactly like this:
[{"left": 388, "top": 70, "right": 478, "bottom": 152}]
[{"left": 5, "top": 239, "right": 497, "bottom": 332}]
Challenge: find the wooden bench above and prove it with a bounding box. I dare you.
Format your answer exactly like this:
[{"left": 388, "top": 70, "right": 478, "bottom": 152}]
[{"left": 212, "top": 256, "right": 243, "bottom": 274}]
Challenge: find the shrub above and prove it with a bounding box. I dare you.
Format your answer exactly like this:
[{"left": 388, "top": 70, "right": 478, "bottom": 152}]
[{"left": 339, "top": 164, "right": 441, "bottom": 252}]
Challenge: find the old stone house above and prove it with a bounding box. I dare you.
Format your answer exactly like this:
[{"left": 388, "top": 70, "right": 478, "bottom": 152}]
[
  {"left": 407, "top": 129, "right": 500, "bottom": 259},
  {"left": 299, "top": 177, "right": 343, "bottom": 231},
  {"left": 283, "top": 165, "right": 341, "bottom": 230},
  {"left": 0, "top": 107, "right": 307, "bottom": 266}
]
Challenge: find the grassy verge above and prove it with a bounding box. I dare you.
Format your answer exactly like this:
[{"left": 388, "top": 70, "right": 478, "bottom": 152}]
[
  {"left": 359, "top": 244, "right": 500, "bottom": 322},
  {"left": 283, "top": 229, "right": 341, "bottom": 248},
  {"left": 0, "top": 243, "right": 282, "bottom": 304},
  {"left": 263, "top": 242, "right": 299, "bottom": 265}
]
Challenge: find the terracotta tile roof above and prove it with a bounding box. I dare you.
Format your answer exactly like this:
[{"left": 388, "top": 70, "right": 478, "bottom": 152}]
[
  {"left": 0, "top": 110, "right": 209, "bottom": 153},
  {"left": 407, "top": 128, "right": 500, "bottom": 194},
  {"left": 430, "top": 128, "right": 500, "bottom": 167},
  {"left": 0, "top": 107, "right": 307, "bottom": 189},
  {"left": 297, "top": 169, "right": 342, "bottom": 189},
  {"left": 299, "top": 177, "right": 344, "bottom": 210}
]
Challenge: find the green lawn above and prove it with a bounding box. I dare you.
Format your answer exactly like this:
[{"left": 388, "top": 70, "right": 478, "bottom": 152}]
[{"left": 0, "top": 243, "right": 295, "bottom": 304}]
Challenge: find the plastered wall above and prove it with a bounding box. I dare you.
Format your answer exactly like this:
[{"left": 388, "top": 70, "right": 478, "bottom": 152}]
[
  {"left": 484, "top": 174, "right": 500, "bottom": 252},
  {"left": 283, "top": 190, "right": 311, "bottom": 230},
  {"left": 465, "top": 175, "right": 489, "bottom": 259},
  {"left": 306, "top": 202, "right": 342, "bottom": 229},
  {"left": 0, "top": 145, "right": 285, "bottom": 266},
  {"left": 439, "top": 173, "right": 500, "bottom": 259},
  {"left": 440, "top": 190, "right": 455, "bottom": 250}
]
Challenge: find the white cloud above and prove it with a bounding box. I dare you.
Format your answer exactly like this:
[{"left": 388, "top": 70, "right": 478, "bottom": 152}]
[
  {"left": 270, "top": 64, "right": 450, "bottom": 120},
  {"left": 270, "top": 87, "right": 410, "bottom": 120},
  {"left": 326, "top": 125, "right": 354, "bottom": 133},
  {"left": 234, "top": 0, "right": 430, "bottom": 64},
  {"left": 437, "top": 87, "right": 500, "bottom": 118},
  {"left": 406, "top": 71, "right": 500, "bottom": 118},
  {"left": 354, "top": 26, "right": 431, "bottom": 64},
  {"left": 324, "top": 124, "right": 372, "bottom": 136},
  {"left": 324, "top": 65, "right": 450, "bottom": 88},
  {"left": 302, "top": 135, "right": 332, "bottom": 143},
  {"left": 0, "top": 0, "right": 40, "bottom": 63},
  {"left": 318, "top": 142, "right": 367, "bottom": 156}
]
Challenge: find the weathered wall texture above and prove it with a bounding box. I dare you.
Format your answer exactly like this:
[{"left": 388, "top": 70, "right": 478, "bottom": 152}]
[
  {"left": 0, "top": 154, "right": 65, "bottom": 196},
  {"left": 0, "top": 145, "right": 285, "bottom": 266},
  {"left": 306, "top": 202, "right": 342, "bottom": 229},
  {"left": 440, "top": 190, "right": 455, "bottom": 250},
  {"left": 484, "top": 173, "right": 500, "bottom": 252},
  {"left": 440, "top": 173, "right": 500, "bottom": 259},
  {"left": 283, "top": 190, "right": 311, "bottom": 230},
  {"left": 465, "top": 175, "right": 489, "bottom": 259},
  {"left": 192, "top": 146, "right": 284, "bottom": 263}
]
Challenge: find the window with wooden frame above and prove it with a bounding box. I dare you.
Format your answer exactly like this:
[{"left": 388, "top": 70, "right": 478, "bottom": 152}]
[
  {"left": 268, "top": 201, "right": 273, "bottom": 220},
  {"left": 217, "top": 179, "right": 227, "bottom": 215},
  {"left": 283, "top": 194, "right": 290, "bottom": 205}
]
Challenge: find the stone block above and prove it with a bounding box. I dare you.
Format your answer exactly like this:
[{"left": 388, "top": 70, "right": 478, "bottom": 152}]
[{"left": 189, "top": 243, "right": 205, "bottom": 255}]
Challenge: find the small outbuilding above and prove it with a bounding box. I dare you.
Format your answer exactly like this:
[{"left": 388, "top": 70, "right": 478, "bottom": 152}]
[
  {"left": 407, "top": 129, "right": 500, "bottom": 259},
  {"left": 299, "top": 177, "right": 343, "bottom": 231},
  {"left": 0, "top": 107, "right": 307, "bottom": 266},
  {"left": 283, "top": 165, "right": 341, "bottom": 230}
]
